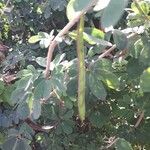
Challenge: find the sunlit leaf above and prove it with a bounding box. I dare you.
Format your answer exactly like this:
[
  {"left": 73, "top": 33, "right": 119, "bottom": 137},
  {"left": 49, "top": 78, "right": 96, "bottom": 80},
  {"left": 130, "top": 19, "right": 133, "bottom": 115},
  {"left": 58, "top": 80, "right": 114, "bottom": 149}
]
[
  {"left": 66, "top": 0, "right": 91, "bottom": 21},
  {"left": 36, "top": 57, "right": 46, "bottom": 67},
  {"left": 84, "top": 27, "right": 105, "bottom": 39},
  {"left": 28, "top": 35, "right": 41, "bottom": 44},
  {"left": 100, "top": 70, "right": 120, "bottom": 90},
  {"left": 69, "top": 31, "right": 112, "bottom": 46},
  {"left": 140, "top": 67, "right": 150, "bottom": 92},
  {"left": 93, "top": 0, "right": 111, "bottom": 11},
  {"left": 131, "top": 1, "right": 150, "bottom": 15}
]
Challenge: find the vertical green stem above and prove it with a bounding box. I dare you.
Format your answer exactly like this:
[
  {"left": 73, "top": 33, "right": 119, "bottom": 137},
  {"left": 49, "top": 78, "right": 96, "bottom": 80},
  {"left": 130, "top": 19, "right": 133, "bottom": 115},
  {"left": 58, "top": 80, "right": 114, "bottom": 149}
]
[{"left": 76, "top": 15, "right": 85, "bottom": 122}]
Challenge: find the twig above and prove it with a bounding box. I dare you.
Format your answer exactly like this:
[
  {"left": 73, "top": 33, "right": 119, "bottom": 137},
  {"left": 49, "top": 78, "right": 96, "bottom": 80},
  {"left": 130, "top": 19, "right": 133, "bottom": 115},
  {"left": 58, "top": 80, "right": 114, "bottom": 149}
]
[
  {"left": 134, "top": 111, "right": 144, "bottom": 128},
  {"left": 25, "top": 118, "right": 57, "bottom": 133},
  {"left": 106, "top": 137, "right": 119, "bottom": 149},
  {"left": 90, "top": 32, "right": 138, "bottom": 67},
  {"left": 44, "top": 0, "right": 98, "bottom": 78},
  {"left": 98, "top": 44, "right": 117, "bottom": 59},
  {"left": 5, "top": 0, "right": 11, "bottom": 7}
]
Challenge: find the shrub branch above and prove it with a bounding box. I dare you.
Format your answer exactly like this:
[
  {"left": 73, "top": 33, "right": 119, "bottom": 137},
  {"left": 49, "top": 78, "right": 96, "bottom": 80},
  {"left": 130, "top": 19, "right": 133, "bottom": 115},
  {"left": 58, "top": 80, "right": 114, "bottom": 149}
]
[
  {"left": 134, "top": 111, "right": 144, "bottom": 128},
  {"left": 89, "top": 32, "right": 137, "bottom": 68},
  {"left": 44, "top": 0, "right": 98, "bottom": 78}
]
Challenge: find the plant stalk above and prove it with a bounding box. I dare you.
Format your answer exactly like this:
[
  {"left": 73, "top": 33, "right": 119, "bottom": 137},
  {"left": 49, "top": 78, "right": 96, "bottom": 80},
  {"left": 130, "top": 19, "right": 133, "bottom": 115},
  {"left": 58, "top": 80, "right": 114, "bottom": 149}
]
[{"left": 77, "top": 15, "right": 85, "bottom": 122}]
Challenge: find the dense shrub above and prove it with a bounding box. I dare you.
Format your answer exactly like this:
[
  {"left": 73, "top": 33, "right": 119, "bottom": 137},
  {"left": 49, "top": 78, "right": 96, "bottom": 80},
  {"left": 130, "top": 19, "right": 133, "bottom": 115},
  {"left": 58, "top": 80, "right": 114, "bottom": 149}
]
[{"left": 0, "top": 0, "right": 150, "bottom": 149}]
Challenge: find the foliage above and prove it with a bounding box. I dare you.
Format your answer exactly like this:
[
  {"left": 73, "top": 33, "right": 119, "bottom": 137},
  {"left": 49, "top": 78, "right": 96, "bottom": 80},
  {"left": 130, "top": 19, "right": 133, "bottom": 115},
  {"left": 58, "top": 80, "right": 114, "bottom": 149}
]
[{"left": 0, "top": 0, "right": 150, "bottom": 149}]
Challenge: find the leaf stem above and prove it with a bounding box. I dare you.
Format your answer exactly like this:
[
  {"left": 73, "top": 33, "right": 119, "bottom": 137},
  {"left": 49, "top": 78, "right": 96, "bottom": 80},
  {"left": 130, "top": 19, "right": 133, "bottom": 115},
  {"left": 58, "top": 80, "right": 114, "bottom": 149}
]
[{"left": 134, "top": 111, "right": 144, "bottom": 128}]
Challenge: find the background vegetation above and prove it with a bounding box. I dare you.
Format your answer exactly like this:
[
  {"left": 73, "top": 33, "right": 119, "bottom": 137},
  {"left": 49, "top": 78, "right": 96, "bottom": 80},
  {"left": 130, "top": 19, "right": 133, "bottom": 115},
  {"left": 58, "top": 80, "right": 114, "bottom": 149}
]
[{"left": 0, "top": 0, "right": 150, "bottom": 149}]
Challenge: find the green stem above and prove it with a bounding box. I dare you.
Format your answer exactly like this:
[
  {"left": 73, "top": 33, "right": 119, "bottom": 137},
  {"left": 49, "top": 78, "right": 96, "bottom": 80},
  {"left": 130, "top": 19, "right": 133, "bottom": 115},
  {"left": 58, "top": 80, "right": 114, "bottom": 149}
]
[{"left": 77, "top": 15, "right": 85, "bottom": 122}]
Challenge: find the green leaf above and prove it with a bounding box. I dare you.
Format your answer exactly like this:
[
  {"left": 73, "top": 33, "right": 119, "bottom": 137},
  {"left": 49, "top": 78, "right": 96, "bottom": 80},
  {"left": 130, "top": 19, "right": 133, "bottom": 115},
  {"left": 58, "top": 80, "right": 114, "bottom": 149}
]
[
  {"left": 127, "top": 58, "right": 144, "bottom": 79},
  {"left": 61, "top": 121, "right": 73, "bottom": 134},
  {"left": 84, "top": 27, "right": 105, "bottom": 39},
  {"left": 89, "top": 74, "right": 107, "bottom": 100},
  {"left": 28, "top": 32, "right": 51, "bottom": 46},
  {"left": 36, "top": 53, "right": 65, "bottom": 69},
  {"left": 34, "top": 79, "right": 52, "bottom": 100},
  {"left": 28, "top": 35, "right": 41, "bottom": 44},
  {"left": 17, "top": 65, "right": 37, "bottom": 77},
  {"left": 0, "top": 80, "right": 4, "bottom": 95},
  {"left": 91, "top": 59, "right": 119, "bottom": 90},
  {"left": 93, "top": 0, "right": 110, "bottom": 11},
  {"left": 101, "top": 0, "right": 128, "bottom": 28},
  {"left": 67, "top": 77, "right": 78, "bottom": 99},
  {"left": 100, "top": 70, "right": 120, "bottom": 90},
  {"left": 1, "top": 115, "right": 10, "bottom": 128},
  {"left": 50, "top": 0, "right": 67, "bottom": 11},
  {"left": 89, "top": 109, "right": 109, "bottom": 128},
  {"left": 63, "top": 110, "right": 74, "bottom": 119},
  {"left": 131, "top": 1, "right": 150, "bottom": 15},
  {"left": 17, "top": 103, "right": 30, "bottom": 120},
  {"left": 64, "top": 98, "right": 73, "bottom": 109},
  {"left": 32, "top": 100, "right": 41, "bottom": 120},
  {"left": 16, "top": 75, "right": 33, "bottom": 90},
  {"left": 0, "top": 132, "right": 6, "bottom": 144},
  {"left": 92, "top": 59, "right": 113, "bottom": 72},
  {"left": 10, "top": 76, "right": 33, "bottom": 105},
  {"left": 83, "top": 32, "right": 112, "bottom": 46},
  {"left": 53, "top": 53, "right": 66, "bottom": 66},
  {"left": 130, "top": 39, "right": 143, "bottom": 59},
  {"left": 10, "top": 88, "right": 28, "bottom": 105},
  {"left": 19, "top": 123, "right": 35, "bottom": 139},
  {"left": 39, "top": 38, "right": 50, "bottom": 48},
  {"left": 38, "top": 32, "right": 50, "bottom": 38},
  {"left": 115, "top": 138, "right": 133, "bottom": 150},
  {"left": 15, "top": 139, "right": 32, "bottom": 150},
  {"left": 2, "top": 137, "right": 32, "bottom": 150},
  {"left": 140, "top": 67, "right": 150, "bottom": 92},
  {"left": 139, "top": 39, "right": 150, "bottom": 66},
  {"left": 69, "top": 31, "right": 112, "bottom": 46},
  {"left": 51, "top": 77, "right": 66, "bottom": 95},
  {"left": 36, "top": 57, "right": 46, "bottom": 67},
  {"left": 66, "top": 0, "right": 91, "bottom": 21},
  {"left": 113, "top": 30, "right": 128, "bottom": 50},
  {"left": 2, "top": 137, "right": 17, "bottom": 150}
]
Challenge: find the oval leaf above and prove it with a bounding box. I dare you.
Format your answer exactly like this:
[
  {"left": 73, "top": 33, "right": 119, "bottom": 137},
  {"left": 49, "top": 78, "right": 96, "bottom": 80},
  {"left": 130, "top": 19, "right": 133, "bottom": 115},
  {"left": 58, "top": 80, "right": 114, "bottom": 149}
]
[
  {"left": 66, "top": 0, "right": 91, "bottom": 21},
  {"left": 140, "top": 67, "right": 150, "bottom": 92},
  {"left": 100, "top": 70, "right": 120, "bottom": 90},
  {"left": 32, "top": 100, "right": 41, "bottom": 120},
  {"left": 89, "top": 74, "right": 107, "bottom": 100},
  {"left": 115, "top": 138, "right": 133, "bottom": 150},
  {"left": 93, "top": 0, "right": 111, "bottom": 11},
  {"left": 28, "top": 35, "right": 41, "bottom": 44},
  {"left": 34, "top": 79, "right": 52, "bottom": 100},
  {"left": 101, "top": 0, "right": 128, "bottom": 28},
  {"left": 113, "top": 30, "right": 128, "bottom": 50}
]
